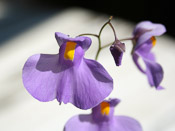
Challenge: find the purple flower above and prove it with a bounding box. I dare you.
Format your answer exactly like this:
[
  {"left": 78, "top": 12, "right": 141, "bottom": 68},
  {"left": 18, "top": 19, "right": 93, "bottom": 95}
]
[
  {"left": 22, "top": 32, "right": 113, "bottom": 109},
  {"left": 64, "top": 98, "right": 142, "bottom": 131},
  {"left": 132, "top": 21, "right": 166, "bottom": 90},
  {"left": 110, "top": 40, "right": 125, "bottom": 66}
]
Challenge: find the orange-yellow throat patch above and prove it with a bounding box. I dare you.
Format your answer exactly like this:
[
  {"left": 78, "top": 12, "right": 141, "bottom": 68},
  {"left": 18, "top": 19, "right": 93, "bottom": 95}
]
[
  {"left": 151, "top": 36, "right": 156, "bottom": 47},
  {"left": 64, "top": 42, "right": 77, "bottom": 61},
  {"left": 100, "top": 102, "right": 110, "bottom": 115}
]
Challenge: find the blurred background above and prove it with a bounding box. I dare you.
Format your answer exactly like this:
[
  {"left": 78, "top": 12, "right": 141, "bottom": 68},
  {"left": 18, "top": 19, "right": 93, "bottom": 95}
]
[
  {"left": 0, "top": 0, "right": 175, "bottom": 131},
  {"left": 0, "top": 0, "right": 174, "bottom": 45}
]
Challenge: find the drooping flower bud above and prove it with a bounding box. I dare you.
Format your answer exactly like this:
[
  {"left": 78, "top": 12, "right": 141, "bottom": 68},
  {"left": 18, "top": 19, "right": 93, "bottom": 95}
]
[{"left": 110, "top": 40, "right": 125, "bottom": 66}]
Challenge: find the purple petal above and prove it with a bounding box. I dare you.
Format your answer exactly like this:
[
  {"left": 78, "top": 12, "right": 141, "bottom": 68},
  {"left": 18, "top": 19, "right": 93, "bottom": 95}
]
[
  {"left": 84, "top": 59, "right": 113, "bottom": 84},
  {"left": 136, "top": 42, "right": 156, "bottom": 61},
  {"left": 105, "top": 98, "right": 120, "bottom": 106},
  {"left": 133, "top": 21, "right": 166, "bottom": 49},
  {"left": 64, "top": 115, "right": 98, "bottom": 131},
  {"left": 156, "top": 86, "right": 164, "bottom": 90},
  {"left": 114, "top": 116, "right": 142, "bottom": 131},
  {"left": 23, "top": 53, "right": 113, "bottom": 109},
  {"left": 144, "top": 58, "right": 164, "bottom": 89},
  {"left": 55, "top": 32, "right": 91, "bottom": 51},
  {"left": 22, "top": 54, "right": 59, "bottom": 101},
  {"left": 61, "top": 58, "right": 113, "bottom": 109},
  {"left": 55, "top": 32, "right": 69, "bottom": 46},
  {"left": 132, "top": 51, "right": 164, "bottom": 89},
  {"left": 134, "top": 21, "right": 166, "bottom": 36},
  {"left": 132, "top": 53, "right": 145, "bottom": 73}
]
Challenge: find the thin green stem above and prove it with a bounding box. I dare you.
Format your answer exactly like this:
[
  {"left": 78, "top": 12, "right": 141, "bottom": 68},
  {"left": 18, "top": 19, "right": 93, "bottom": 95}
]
[
  {"left": 119, "top": 37, "right": 134, "bottom": 41},
  {"left": 101, "top": 42, "right": 113, "bottom": 49},
  {"left": 95, "top": 17, "right": 112, "bottom": 60},
  {"left": 108, "top": 22, "right": 117, "bottom": 41},
  {"left": 78, "top": 33, "right": 99, "bottom": 38},
  {"left": 98, "top": 21, "right": 110, "bottom": 40}
]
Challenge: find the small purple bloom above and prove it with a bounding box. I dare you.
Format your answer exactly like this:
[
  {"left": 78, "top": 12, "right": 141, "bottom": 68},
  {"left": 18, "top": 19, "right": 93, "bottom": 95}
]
[
  {"left": 110, "top": 40, "right": 125, "bottom": 66},
  {"left": 22, "top": 32, "right": 113, "bottom": 109},
  {"left": 132, "top": 21, "right": 166, "bottom": 89},
  {"left": 64, "top": 98, "right": 142, "bottom": 131}
]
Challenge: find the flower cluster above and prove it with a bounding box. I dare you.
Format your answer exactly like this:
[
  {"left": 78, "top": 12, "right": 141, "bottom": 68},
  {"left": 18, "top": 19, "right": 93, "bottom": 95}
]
[{"left": 22, "top": 17, "right": 166, "bottom": 131}]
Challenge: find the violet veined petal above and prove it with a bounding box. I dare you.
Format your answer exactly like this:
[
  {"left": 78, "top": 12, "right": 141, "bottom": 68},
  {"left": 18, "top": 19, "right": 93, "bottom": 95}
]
[
  {"left": 22, "top": 54, "right": 60, "bottom": 101},
  {"left": 23, "top": 54, "right": 113, "bottom": 109},
  {"left": 84, "top": 58, "right": 113, "bottom": 84},
  {"left": 114, "top": 116, "right": 142, "bottom": 131},
  {"left": 61, "top": 58, "right": 113, "bottom": 109}
]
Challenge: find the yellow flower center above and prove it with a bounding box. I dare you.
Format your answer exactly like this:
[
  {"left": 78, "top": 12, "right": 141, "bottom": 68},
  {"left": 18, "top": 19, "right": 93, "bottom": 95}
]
[
  {"left": 151, "top": 36, "right": 156, "bottom": 47},
  {"left": 64, "top": 41, "right": 77, "bottom": 61},
  {"left": 100, "top": 102, "right": 110, "bottom": 115}
]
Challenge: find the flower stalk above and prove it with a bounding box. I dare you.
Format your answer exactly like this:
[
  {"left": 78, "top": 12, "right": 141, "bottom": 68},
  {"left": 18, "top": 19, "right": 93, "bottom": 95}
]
[{"left": 79, "top": 16, "right": 133, "bottom": 61}]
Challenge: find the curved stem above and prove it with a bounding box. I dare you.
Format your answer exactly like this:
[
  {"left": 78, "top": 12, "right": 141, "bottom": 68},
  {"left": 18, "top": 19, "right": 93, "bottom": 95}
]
[
  {"left": 95, "top": 17, "right": 113, "bottom": 60},
  {"left": 119, "top": 37, "right": 134, "bottom": 41},
  {"left": 78, "top": 33, "right": 99, "bottom": 38},
  {"left": 108, "top": 22, "right": 117, "bottom": 41},
  {"left": 101, "top": 42, "right": 113, "bottom": 49},
  {"left": 98, "top": 20, "right": 110, "bottom": 39},
  {"left": 95, "top": 36, "right": 103, "bottom": 60}
]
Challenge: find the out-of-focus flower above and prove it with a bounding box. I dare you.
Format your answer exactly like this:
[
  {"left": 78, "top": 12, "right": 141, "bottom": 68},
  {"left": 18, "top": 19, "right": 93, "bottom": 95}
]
[
  {"left": 64, "top": 98, "right": 142, "bottom": 131},
  {"left": 110, "top": 40, "right": 125, "bottom": 66},
  {"left": 22, "top": 32, "right": 113, "bottom": 109},
  {"left": 132, "top": 21, "right": 166, "bottom": 90}
]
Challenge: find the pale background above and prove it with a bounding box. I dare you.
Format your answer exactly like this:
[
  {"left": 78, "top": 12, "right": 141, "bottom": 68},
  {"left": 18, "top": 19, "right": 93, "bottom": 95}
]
[{"left": 0, "top": 5, "right": 175, "bottom": 131}]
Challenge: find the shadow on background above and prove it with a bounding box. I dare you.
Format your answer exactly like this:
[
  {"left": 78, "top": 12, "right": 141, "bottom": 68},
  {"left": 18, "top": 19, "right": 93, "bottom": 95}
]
[
  {"left": 0, "top": 2, "right": 60, "bottom": 45},
  {"left": 0, "top": 0, "right": 174, "bottom": 46}
]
